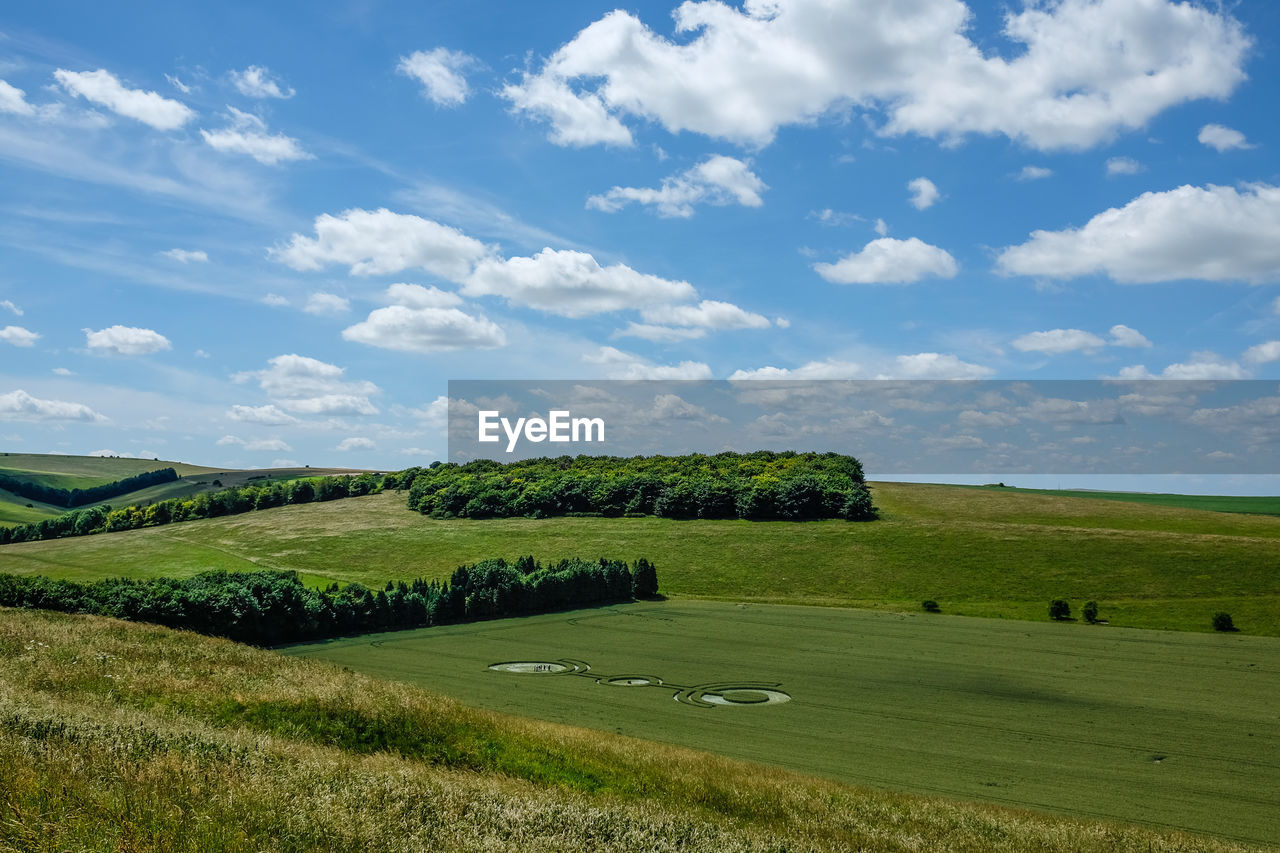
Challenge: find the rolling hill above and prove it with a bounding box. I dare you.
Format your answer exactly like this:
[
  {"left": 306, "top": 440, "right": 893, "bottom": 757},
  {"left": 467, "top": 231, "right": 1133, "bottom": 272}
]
[
  {"left": 0, "top": 452, "right": 370, "bottom": 526},
  {"left": 3, "top": 480, "right": 1277, "bottom": 636}
]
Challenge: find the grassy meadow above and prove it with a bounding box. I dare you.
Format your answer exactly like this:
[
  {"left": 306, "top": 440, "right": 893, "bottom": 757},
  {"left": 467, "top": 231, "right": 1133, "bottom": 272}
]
[
  {"left": 283, "top": 600, "right": 1280, "bottom": 844},
  {"left": 0, "top": 452, "right": 367, "bottom": 526},
  {"left": 961, "top": 484, "right": 1280, "bottom": 516},
  {"left": 1, "top": 606, "right": 1267, "bottom": 852},
  {"left": 3, "top": 481, "right": 1278, "bottom": 635}
]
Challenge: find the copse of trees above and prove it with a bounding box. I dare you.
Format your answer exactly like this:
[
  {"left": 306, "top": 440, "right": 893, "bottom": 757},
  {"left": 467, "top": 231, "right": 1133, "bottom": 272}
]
[
  {"left": 0, "top": 557, "right": 654, "bottom": 645},
  {"left": 0, "top": 467, "right": 179, "bottom": 508},
  {"left": 0, "top": 472, "right": 386, "bottom": 546},
  {"left": 404, "top": 451, "right": 877, "bottom": 522}
]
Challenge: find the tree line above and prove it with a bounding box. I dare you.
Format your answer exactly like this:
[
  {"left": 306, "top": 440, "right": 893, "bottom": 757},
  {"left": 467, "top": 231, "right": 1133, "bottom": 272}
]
[
  {"left": 0, "top": 557, "right": 658, "bottom": 646},
  {"left": 0, "top": 467, "right": 179, "bottom": 509},
  {"left": 0, "top": 472, "right": 387, "bottom": 545},
  {"left": 404, "top": 451, "right": 877, "bottom": 521}
]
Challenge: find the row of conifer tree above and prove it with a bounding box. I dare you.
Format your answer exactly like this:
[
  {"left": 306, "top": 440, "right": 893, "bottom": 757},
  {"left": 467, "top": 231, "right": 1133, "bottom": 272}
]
[{"left": 0, "top": 557, "right": 658, "bottom": 645}]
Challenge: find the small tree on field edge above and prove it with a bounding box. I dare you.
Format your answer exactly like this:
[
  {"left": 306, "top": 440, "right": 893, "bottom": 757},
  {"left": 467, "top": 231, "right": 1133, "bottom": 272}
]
[
  {"left": 1212, "top": 612, "right": 1237, "bottom": 632},
  {"left": 1049, "top": 599, "right": 1071, "bottom": 621},
  {"left": 922, "top": 600, "right": 941, "bottom": 613},
  {"left": 631, "top": 558, "right": 659, "bottom": 599},
  {"left": 1082, "top": 600, "right": 1099, "bottom": 624}
]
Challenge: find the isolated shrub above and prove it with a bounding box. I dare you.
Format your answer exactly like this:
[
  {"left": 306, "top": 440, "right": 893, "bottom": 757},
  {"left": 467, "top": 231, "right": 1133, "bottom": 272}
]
[
  {"left": 922, "top": 600, "right": 941, "bottom": 613},
  {"left": 1082, "top": 600, "right": 1099, "bottom": 624},
  {"left": 631, "top": 558, "right": 659, "bottom": 599},
  {"left": 1049, "top": 599, "right": 1071, "bottom": 621},
  {"left": 1212, "top": 612, "right": 1237, "bottom": 632}
]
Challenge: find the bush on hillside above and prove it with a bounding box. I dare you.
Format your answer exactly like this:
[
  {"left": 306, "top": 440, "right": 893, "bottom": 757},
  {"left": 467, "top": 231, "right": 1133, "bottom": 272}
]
[
  {"left": 1049, "top": 599, "right": 1071, "bottom": 621},
  {"left": 1212, "top": 612, "right": 1237, "bottom": 632},
  {"left": 1082, "top": 600, "right": 1099, "bottom": 624}
]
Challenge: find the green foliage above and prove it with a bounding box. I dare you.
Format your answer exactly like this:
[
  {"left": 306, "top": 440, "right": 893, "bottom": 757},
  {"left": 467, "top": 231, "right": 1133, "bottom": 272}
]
[
  {"left": 1049, "top": 599, "right": 1071, "bottom": 621},
  {"left": 631, "top": 557, "right": 659, "bottom": 599},
  {"left": 1212, "top": 612, "right": 1237, "bottom": 632},
  {"left": 405, "top": 451, "right": 876, "bottom": 522},
  {"left": 0, "top": 558, "right": 653, "bottom": 644},
  {"left": 1083, "top": 600, "right": 1099, "bottom": 624},
  {"left": 922, "top": 599, "right": 941, "bottom": 613}
]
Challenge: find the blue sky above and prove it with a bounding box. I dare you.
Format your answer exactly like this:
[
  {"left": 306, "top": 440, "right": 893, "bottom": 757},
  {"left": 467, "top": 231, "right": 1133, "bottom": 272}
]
[{"left": 1, "top": 0, "right": 1279, "bottom": 472}]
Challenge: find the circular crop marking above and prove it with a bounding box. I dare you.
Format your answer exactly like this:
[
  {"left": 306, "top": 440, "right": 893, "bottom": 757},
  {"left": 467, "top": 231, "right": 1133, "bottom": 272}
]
[
  {"left": 488, "top": 661, "right": 571, "bottom": 674},
  {"left": 702, "top": 688, "right": 790, "bottom": 705},
  {"left": 489, "top": 659, "right": 790, "bottom": 708},
  {"left": 604, "top": 676, "right": 660, "bottom": 687}
]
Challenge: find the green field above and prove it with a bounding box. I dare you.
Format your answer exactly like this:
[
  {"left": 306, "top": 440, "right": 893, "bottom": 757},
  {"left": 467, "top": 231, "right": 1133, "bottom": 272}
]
[
  {"left": 0, "top": 451, "right": 369, "bottom": 526},
  {"left": 0, "top": 452, "right": 221, "bottom": 489},
  {"left": 964, "top": 484, "right": 1280, "bottom": 516},
  {"left": 283, "top": 600, "right": 1280, "bottom": 844},
  {"left": 4, "top": 482, "right": 1278, "bottom": 635},
  {"left": 1, "top": 607, "right": 1264, "bottom": 852}
]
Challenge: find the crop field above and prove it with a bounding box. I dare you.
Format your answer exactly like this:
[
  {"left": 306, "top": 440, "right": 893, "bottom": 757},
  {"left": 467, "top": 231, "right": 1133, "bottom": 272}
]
[
  {"left": 4, "top": 482, "right": 1279, "bottom": 635},
  {"left": 5, "top": 607, "right": 1258, "bottom": 853},
  {"left": 283, "top": 600, "right": 1280, "bottom": 845}
]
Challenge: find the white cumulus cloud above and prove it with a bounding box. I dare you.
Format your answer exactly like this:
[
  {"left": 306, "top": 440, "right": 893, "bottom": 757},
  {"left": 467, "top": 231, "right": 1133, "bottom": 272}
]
[
  {"left": 0, "top": 300, "right": 22, "bottom": 317},
  {"left": 996, "top": 183, "right": 1280, "bottom": 283},
  {"left": 882, "top": 353, "right": 992, "bottom": 379},
  {"left": 336, "top": 437, "right": 375, "bottom": 451},
  {"left": 0, "top": 326, "right": 39, "bottom": 347},
  {"left": 234, "top": 354, "right": 380, "bottom": 416},
  {"left": 1109, "top": 324, "right": 1152, "bottom": 348},
  {"left": 1017, "top": 165, "right": 1053, "bottom": 181},
  {"left": 304, "top": 292, "right": 350, "bottom": 316},
  {"left": 0, "top": 80, "right": 35, "bottom": 116},
  {"left": 0, "top": 389, "right": 106, "bottom": 422},
  {"left": 907, "top": 177, "right": 939, "bottom": 210},
  {"left": 585, "top": 346, "right": 712, "bottom": 379},
  {"left": 201, "top": 106, "right": 311, "bottom": 165},
  {"left": 229, "top": 66, "right": 295, "bottom": 99},
  {"left": 729, "top": 359, "right": 863, "bottom": 380},
  {"left": 1012, "top": 328, "right": 1107, "bottom": 354},
  {"left": 398, "top": 48, "right": 477, "bottom": 106},
  {"left": 54, "top": 68, "right": 194, "bottom": 130},
  {"left": 587, "top": 155, "right": 766, "bottom": 218},
  {"left": 503, "top": 0, "right": 1248, "bottom": 151},
  {"left": 814, "top": 237, "right": 957, "bottom": 284},
  {"left": 465, "top": 248, "right": 696, "bottom": 317},
  {"left": 1198, "top": 123, "right": 1253, "bottom": 152},
  {"left": 1243, "top": 341, "right": 1280, "bottom": 365},
  {"left": 84, "top": 325, "right": 171, "bottom": 356},
  {"left": 342, "top": 288, "right": 506, "bottom": 353},
  {"left": 640, "top": 300, "right": 771, "bottom": 330},
  {"left": 272, "top": 208, "right": 492, "bottom": 281},
  {"left": 1120, "top": 352, "right": 1248, "bottom": 380},
  {"left": 1105, "top": 156, "right": 1143, "bottom": 176}
]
